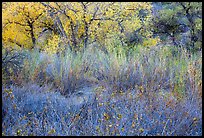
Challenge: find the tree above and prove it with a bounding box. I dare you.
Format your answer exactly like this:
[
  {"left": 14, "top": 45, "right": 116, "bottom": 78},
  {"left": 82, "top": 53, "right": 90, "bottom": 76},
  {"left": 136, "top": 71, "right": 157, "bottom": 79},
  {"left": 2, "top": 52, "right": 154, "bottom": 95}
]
[
  {"left": 40, "top": 2, "right": 155, "bottom": 52},
  {"left": 179, "top": 2, "right": 202, "bottom": 51},
  {"left": 2, "top": 2, "right": 46, "bottom": 50},
  {"left": 151, "top": 2, "right": 202, "bottom": 51},
  {"left": 3, "top": 2, "right": 158, "bottom": 53}
]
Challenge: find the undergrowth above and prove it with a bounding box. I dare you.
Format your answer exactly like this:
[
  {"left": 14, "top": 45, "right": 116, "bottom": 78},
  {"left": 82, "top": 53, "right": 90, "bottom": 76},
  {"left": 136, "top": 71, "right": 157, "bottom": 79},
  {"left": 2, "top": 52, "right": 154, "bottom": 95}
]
[{"left": 2, "top": 44, "right": 202, "bottom": 136}]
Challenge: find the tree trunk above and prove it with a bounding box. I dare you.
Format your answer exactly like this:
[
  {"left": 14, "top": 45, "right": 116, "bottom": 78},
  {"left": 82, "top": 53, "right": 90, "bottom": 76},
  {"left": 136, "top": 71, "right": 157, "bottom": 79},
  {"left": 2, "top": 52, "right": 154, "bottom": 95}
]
[
  {"left": 41, "top": 2, "right": 72, "bottom": 52},
  {"left": 82, "top": 2, "right": 89, "bottom": 51},
  {"left": 70, "top": 21, "right": 77, "bottom": 53},
  {"left": 30, "top": 24, "right": 36, "bottom": 49},
  {"left": 84, "top": 22, "right": 89, "bottom": 49}
]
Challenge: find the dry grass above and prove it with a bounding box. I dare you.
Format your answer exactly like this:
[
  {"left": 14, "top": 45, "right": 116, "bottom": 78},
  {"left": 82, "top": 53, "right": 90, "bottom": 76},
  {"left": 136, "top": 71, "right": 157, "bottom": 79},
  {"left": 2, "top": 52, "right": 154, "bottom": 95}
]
[{"left": 2, "top": 44, "right": 202, "bottom": 136}]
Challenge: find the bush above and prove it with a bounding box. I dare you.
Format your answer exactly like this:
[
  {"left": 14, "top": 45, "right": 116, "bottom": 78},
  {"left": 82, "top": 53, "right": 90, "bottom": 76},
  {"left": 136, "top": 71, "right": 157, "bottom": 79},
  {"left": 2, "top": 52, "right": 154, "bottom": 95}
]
[{"left": 2, "top": 47, "right": 28, "bottom": 86}]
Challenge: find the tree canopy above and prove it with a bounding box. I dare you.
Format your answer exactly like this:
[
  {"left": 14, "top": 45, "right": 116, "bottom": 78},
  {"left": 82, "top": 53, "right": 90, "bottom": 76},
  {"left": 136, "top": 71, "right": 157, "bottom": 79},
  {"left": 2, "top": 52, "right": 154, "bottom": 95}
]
[
  {"left": 2, "top": 2, "right": 202, "bottom": 53},
  {"left": 3, "top": 2, "right": 160, "bottom": 53}
]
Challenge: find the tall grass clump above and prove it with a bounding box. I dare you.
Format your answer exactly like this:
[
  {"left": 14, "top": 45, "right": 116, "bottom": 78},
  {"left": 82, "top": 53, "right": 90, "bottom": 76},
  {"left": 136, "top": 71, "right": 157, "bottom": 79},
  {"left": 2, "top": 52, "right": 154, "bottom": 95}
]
[
  {"left": 17, "top": 48, "right": 86, "bottom": 96},
  {"left": 11, "top": 41, "right": 202, "bottom": 100}
]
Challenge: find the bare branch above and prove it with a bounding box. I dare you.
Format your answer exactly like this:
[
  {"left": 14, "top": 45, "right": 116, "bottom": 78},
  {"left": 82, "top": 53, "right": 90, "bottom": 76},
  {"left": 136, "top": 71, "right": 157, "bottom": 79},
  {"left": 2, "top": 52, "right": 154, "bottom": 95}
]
[
  {"left": 8, "top": 38, "right": 23, "bottom": 48},
  {"left": 7, "top": 20, "right": 28, "bottom": 27},
  {"left": 90, "top": 6, "right": 99, "bottom": 24}
]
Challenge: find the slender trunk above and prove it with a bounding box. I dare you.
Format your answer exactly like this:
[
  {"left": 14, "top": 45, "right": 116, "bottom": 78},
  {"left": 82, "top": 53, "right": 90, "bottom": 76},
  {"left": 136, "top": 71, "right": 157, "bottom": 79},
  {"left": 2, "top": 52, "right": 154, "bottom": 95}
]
[
  {"left": 172, "top": 32, "right": 177, "bottom": 46},
  {"left": 70, "top": 21, "right": 77, "bottom": 53},
  {"left": 55, "top": 16, "right": 67, "bottom": 39},
  {"left": 118, "top": 21, "right": 125, "bottom": 46},
  {"left": 41, "top": 3, "right": 72, "bottom": 52},
  {"left": 84, "top": 22, "right": 89, "bottom": 49},
  {"left": 82, "top": 3, "right": 89, "bottom": 51},
  {"left": 190, "top": 27, "right": 195, "bottom": 49},
  {"left": 30, "top": 24, "right": 36, "bottom": 49}
]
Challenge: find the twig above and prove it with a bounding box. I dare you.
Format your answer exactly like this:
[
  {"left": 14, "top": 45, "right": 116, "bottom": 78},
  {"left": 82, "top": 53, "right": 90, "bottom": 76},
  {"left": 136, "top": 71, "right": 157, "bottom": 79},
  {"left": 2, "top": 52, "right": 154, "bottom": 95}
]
[{"left": 161, "top": 118, "right": 170, "bottom": 135}]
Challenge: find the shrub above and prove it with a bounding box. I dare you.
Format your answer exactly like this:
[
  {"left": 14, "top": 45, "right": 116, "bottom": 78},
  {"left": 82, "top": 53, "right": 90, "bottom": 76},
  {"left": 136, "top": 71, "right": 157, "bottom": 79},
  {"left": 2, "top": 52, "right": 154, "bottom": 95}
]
[{"left": 2, "top": 47, "right": 28, "bottom": 86}]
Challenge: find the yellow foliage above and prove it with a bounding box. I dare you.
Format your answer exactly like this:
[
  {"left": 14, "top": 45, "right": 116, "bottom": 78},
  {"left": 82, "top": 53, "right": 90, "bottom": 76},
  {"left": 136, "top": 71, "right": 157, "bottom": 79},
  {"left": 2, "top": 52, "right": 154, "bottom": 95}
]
[
  {"left": 143, "top": 37, "right": 160, "bottom": 47},
  {"left": 2, "top": 2, "right": 46, "bottom": 49},
  {"left": 104, "top": 113, "right": 110, "bottom": 120},
  {"left": 45, "top": 34, "right": 60, "bottom": 55},
  {"left": 3, "top": 2, "right": 154, "bottom": 51}
]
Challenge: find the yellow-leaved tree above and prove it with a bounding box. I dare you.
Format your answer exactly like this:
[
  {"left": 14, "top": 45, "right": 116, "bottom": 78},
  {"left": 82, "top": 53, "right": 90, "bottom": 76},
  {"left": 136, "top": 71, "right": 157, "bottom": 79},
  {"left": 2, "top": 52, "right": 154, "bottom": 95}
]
[
  {"left": 2, "top": 2, "right": 47, "bottom": 50},
  {"left": 3, "top": 2, "right": 159, "bottom": 53}
]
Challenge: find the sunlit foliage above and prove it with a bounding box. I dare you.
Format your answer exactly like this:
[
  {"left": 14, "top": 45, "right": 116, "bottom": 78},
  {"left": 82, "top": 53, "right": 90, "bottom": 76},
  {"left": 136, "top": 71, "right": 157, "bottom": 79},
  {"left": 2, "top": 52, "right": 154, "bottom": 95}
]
[{"left": 3, "top": 2, "right": 158, "bottom": 53}]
